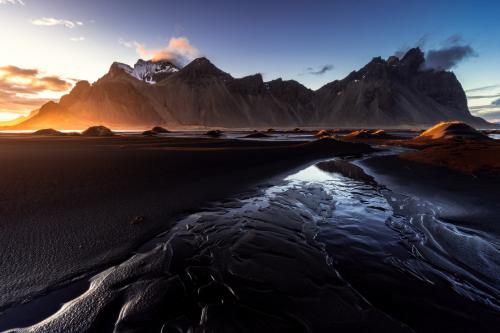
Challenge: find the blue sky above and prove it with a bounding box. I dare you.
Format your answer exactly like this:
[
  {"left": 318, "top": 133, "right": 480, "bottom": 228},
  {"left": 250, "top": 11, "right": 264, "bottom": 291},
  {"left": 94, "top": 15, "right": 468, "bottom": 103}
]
[{"left": 1, "top": 0, "right": 500, "bottom": 121}]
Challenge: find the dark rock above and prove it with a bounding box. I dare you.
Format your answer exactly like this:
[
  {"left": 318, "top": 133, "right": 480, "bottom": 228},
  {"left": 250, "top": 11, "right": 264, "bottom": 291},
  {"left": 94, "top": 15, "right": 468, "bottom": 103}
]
[{"left": 205, "top": 130, "right": 223, "bottom": 138}]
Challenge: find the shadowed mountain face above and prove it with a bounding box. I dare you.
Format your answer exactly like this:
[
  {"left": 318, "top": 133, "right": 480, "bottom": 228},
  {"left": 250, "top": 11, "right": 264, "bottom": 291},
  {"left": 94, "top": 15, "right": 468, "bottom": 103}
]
[
  {"left": 314, "top": 48, "right": 481, "bottom": 127},
  {"left": 9, "top": 48, "right": 491, "bottom": 129}
]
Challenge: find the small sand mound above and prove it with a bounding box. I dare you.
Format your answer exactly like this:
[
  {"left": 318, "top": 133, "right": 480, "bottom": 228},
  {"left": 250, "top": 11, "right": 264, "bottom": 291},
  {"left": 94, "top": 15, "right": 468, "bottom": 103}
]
[
  {"left": 315, "top": 129, "right": 330, "bottom": 138},
  {"left": 205, "top": 129, "right": 223, "bottom": 138},
  {"left": 152, "top": 126, "right": 170, "bottom": 134},
  {"left": 417, "top": 121, "right": 489, "bottom": 141},
  {"left": 142, "top": 130, "right": 156, "bottom": 136},
  {"left": 345, "top": 129, "right": 395, "bottom": 139},
  {"left": 243, "top": 132, "right": 271, "bottom": 138},
  {"left": 82, "top": 126, "right": 114, "bottom": 137},
  {"left": 142, "top": 127, "right": 169, "bottom": 136},
  {"left": 32, "top": 128, "right": 64, "bottom": 136}
]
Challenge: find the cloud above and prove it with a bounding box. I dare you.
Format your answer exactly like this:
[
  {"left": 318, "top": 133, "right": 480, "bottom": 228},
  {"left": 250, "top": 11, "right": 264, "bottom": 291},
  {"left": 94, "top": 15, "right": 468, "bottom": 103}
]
[
  {"left": 0, "top": 65, "right": 74, "bottom": 116},
  {"left": 469, "top": 103, "right": 500, "bottom": 122},
  {"left": 70, "top": 36, "right": 85, "bottom": 42},
  {"left": 424, "top": 44, "right": 476, "bottom": 70},
  {"left": 0, "top": 0, "right": 25, "bottom": 5},
  {"left": 119, "top": 36, "right": 200, "bottom": 66},
  {"left": 492, "top": 98, "right": 500, "bottom": 106},
  {"left": 471, "top": 109, "right": 500, "bottom": 122},
  {"left": 466, "top": 93, "right": 500, "bottom": 99},
  {"left": 118, "top": 38, "right": 139, "bottom": 48},
  {"left": 0, "top": 65, "right": 38, "bottom": 77},
  {"left": 394, "top": 35, "right": 477, "bottom": 71},
  {"left": 304, "top": 64, "right": 334, "bottom": 76},
  {"left": 31, "top": 18, "right": 83, "bottom": 29},
  {"left": 465, "top": 84, "right": 500, "bottom": 93}
]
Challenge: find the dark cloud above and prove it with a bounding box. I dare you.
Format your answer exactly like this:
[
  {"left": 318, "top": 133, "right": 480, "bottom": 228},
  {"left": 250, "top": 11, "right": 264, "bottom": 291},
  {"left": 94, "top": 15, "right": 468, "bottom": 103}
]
[
  {"left": 424, "top": 44, "right": 477, "bottom": 70},
  {"left": 304, "top": 64, "right": 334, "bottom": 76},
  {"left": 492, "top": 98, "right": 500, "bottom": 106},
  {"left": 393, "top": 35, "right": 477, "bottom": 71}
]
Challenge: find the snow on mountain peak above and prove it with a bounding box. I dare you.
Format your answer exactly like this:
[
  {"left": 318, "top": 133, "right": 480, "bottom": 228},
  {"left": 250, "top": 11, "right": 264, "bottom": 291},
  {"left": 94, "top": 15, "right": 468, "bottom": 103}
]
[{"left": 117, "top": 59, "right": 180, "bottom": 84}]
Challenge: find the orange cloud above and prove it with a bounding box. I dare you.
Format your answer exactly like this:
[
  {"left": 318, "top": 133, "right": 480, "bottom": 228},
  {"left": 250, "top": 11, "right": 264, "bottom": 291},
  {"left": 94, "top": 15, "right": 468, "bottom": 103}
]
[
  {"left": 0, "top": 65, "right": 74, "bottom": 117},
  {"left": 0, "top": 65, "right": 38, "bottom": 77},
  {"left": 120, "top": 37, "right": 200, "bottom": 66}
]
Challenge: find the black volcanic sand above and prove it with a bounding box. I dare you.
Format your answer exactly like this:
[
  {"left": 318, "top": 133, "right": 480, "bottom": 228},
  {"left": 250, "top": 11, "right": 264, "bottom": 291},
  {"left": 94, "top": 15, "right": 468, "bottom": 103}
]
[
  {"left": 0, "top": 135, "right": 371, "bottom": 315},
  {"left": 360, "top": 154, "right": 500, "bottom": 228}
]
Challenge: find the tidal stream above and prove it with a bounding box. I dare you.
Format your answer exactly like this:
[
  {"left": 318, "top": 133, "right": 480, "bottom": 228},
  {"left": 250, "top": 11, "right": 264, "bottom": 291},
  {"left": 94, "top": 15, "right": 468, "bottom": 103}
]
[{"left": 3, "top": 150, "right": 500, "bottom": 332}]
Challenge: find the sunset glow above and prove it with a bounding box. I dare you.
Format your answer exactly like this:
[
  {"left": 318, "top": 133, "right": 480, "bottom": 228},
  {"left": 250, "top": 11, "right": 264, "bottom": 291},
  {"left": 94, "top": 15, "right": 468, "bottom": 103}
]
[
  {"left": 0, "top": 2, "right": 499, "bottom": 332},
  {"left": 1, "top": 0, "right": 500, "bottom": 123}
]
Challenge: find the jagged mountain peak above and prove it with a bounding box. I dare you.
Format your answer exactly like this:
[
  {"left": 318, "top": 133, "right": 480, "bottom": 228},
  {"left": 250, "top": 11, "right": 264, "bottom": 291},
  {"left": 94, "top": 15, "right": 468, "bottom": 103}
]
[
  {"left": 400, "top": 47, "right": 425, "bottom": 65},
  {"left": 8, "top": 49, "right": 492, "bottom": 130},
  {"left": 175, "top": 57, "right": 232, "bottom": 81},
  {"left": 397, "top": 47, "right": 426, "bottom": 76},
  {"left": 110, "top": 59, "right": 180, "bottom": 84}
]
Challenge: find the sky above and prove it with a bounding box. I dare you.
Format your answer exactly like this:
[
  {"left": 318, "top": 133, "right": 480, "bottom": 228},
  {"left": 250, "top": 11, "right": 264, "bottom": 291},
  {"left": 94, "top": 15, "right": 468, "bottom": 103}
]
[{"left": 1, "top": 0, "right": 500, "bottom": 122}]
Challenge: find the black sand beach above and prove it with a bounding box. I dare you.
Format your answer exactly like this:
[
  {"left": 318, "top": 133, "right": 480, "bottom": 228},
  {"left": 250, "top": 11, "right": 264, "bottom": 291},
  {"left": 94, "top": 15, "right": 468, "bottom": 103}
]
[{"left": 0, "top": 134, "right": 371, "bottom": 314}]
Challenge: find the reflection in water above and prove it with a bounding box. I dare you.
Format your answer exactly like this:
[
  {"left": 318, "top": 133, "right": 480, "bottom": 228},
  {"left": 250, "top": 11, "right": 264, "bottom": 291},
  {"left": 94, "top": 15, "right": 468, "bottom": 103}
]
[{"left": 6, "top": 159, "right": 500, "bottom": 332}]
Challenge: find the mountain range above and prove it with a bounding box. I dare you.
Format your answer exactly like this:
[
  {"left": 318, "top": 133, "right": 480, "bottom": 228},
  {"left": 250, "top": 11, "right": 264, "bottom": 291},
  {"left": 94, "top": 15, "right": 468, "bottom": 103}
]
[{"left": 5, "top": 48, "right": 491, "bottom": 130}]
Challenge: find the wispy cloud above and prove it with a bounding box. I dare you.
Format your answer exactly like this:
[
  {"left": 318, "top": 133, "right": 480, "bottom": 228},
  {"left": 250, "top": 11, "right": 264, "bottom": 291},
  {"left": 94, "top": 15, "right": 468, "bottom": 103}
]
[
  {"left": 0, "top": 0, "right": 25, "bottom": 5},
  {"left": 465, "top": 84, "right": 500, "bottom": 93},
  {"left": 0, "top": 65, "right": 74, "bottom": 116},
  {"left": 119, "top": 36, "right": 199, "bottom": 66},
  {"left": 470, "top": 108, "right": 500, "bottom": 122},
  {"left": 466, "top": 93, "right": 500, "bottom": 99},
  {"left": 31, "top": 17, "right": 83, "bottom": 29},
  {"left": 118, "top": 38, "right": 140, "bottom": 49},
  {"left": 469, "top": 97, "right": 500, "bottom": 122},
  {"left": 299, "top": 64, "right": 334, "bottom": 76},
  {"left": 306, "top": 64, "right": 334, "bottom": 76},
  {"left": 70, "top": 36, "right": 85, "bottom": 42}
]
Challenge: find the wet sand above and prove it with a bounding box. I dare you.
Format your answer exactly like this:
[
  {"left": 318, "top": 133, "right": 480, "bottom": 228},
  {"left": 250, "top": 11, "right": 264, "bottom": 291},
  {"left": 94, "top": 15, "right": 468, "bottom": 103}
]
[
  {"left": 360, "top": 153, "right": 500, "bottom": 228},
  {"left": 0, "top": 134, "right": 371, "bottom": 312}
]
